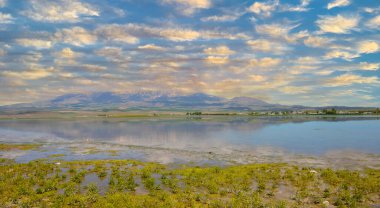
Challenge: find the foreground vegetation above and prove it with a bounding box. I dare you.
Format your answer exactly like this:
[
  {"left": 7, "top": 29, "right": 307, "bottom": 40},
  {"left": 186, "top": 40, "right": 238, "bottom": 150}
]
[
  {"left": 0, "top": 159, "right": 379, "bottom": 207},
  {"left": 0, "top": 143, "right": 41, "bottom": 151}
]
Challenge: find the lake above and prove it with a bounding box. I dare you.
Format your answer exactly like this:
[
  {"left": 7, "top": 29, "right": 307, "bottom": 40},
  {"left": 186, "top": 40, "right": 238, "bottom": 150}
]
[{"left": 1, "top": 116, "right": 379, "bottom": 168}]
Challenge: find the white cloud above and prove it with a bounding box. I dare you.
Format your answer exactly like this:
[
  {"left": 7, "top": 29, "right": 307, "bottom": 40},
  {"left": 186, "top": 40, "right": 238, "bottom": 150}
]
[
  {"left": 145, "top": 60, "right": 181, "bottom": 72},
  {"left": 249, "top": 57, "right": 282, "bottom": 68},
  {"left": 203, "top": 45, "right": 235, "bottom": 65},
  {"left": 357, "top": 41, "right": 379, "bottom": 54},
  {"left": 367, "top": 15, "right": 380, "bottom": 29},
  {"left": 282, "top": 0, "right": 311, "bottom": 12},
  {"left": 53, "top": 47, "right": 79, "bottom": 65},
  {"left": 314, "top": 70, "right": 334, "bottom": 76},
  {"left": 57, "top": 48, "right": 77, "bottom": 59},
  {"left": 138, "top": 44, "right": 166, "bottom": 51},
  {"left": 96, "top": 47, "right": 123, "bottom": 58},
  {"left": 94, "top": 23, "right": 248, "bottom": 42},
  {"left": 204, "top": 45, "right": 235, "bottom": 55},
  {"left": 279, "top": 86, "right": 311, "bottom": 95},
  {"left": 16, "top": 38, "right": 52, "bottom": 49},
  {"left": 363, "top": 7, "right": 380, "bottom": 14},
  {"left": 201, "top": 14, "right": 240, "bottom": 22},
  {"left": 0, "top": 0, "right": 6, "bottom": 7},
  {"left": 17, "top": 52, "right": 43, "bottom": 63},
  {"left": 22, "top": 0, "right": 99, "bottom": 23},
  {"left": 326, "top": 62, "right": 380, "bottom": 72},
  {"left": 0, "top": 12, "right": 13, "bottom": 23},
  {"left": 247, "top": 39, "right": 290, "bottom": 54},
  {"left": 155, "top": 28, "right": 200, "bottom": 42},
  {"left": 203, "top": 46, "right": 235, "bottom": 65},
  {"left": 95, "top": 24, "right": 139, "bottom": 44},
  {"left": 256, "top": 23, "right": 293, "bottom": 38},
  {"left": 288, "top": 65, "right": 319, "bottom": 75},
  {"left": 54, "top": 27, "right": 97, "bottom": 46},
  {"left": 327, "top": 0, "right": 350, "bottom": 10},
  {"left": 303, "top": 36, "right": 331, "bottom": 48},
  {"left": 302, "top": 0, "right": 311, "bottom": 6},
  {"left": 121, "top": 23, "right": 201, "bottom": 42},
  {"left": 0, "top": 49, "right": 5, "bottom": 56},
  {"left": 162, "top": 0, "right": 211, "bottom": 15},
  {"left": 200, "top": 30, "right": 250, "bottom": 40},
  {"left": 81, "top": 64, "right": 107, "bottom": 72},
  {"left": 358, "top": 62, "right": 380, "bottom": 71},
  {"left": 324, "top": 50, "right": 358, "bottom": 61},
  {"left": 324, "top": 73, "right": 379, "bottom": 87},
  {"left": 248, "top": 0, "right": 279, "bottom": 17},
  {"left": 316, "top": 14, "right": 359, "bottom": 34},
  {"left": 323, "top": 41, "right": 379, "bottom": 61},
  {"left": 112, "top": 8, "right": 126, "bottom": 17},
  {"left": 255, "top": 23, "right": 306, "bottom": 42},
  {"left": 2, "top": 67, "right": 55, "bottom": 80},
  {"left": 95, "top": 47, "right": 129, "bottom": 63},
  {"left": 250, "top": 74, "right": 267, "bottom": 82},
  {"left": 295, "top": 56, "right": 321, "bottom": 65},
  {"left": 74, "top": 78, "right": 97, "bottom": 85},
  {"left": 204, "top": 56, "right": 229, "bottom": 65},
  {"left": 59, "top": 72, "right": 75, "bottom": 79}
]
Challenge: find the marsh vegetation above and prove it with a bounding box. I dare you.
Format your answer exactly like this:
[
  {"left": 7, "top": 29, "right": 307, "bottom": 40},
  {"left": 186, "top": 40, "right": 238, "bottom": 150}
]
[
  {"left": 0, "top": 143, "right": 41, "bottom": 151},
  {"left": 1, "top": 159, "right": 379, "bottom": 207}
]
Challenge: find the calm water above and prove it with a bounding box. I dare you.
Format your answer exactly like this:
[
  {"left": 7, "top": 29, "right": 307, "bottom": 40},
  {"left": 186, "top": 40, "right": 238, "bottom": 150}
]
[{"left": 0, "top": 116, "right": 379, "bottom": 166}]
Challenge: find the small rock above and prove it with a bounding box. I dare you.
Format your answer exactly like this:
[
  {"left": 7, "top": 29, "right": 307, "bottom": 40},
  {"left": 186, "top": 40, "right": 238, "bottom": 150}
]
[
  {"left": 310, "top": 170, "right": 318, "bottom": 174},
  {"left": 322, "top": 200, "right": 329, "bottom": 206},
  {"left": 55, "top": 162, "right": 61, "bottom": 165}
]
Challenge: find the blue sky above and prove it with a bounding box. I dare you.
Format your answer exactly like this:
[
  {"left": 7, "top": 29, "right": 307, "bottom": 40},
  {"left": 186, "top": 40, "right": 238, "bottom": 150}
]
[{"left": 0, "top": 0, "right": 379, "bottom": 106}]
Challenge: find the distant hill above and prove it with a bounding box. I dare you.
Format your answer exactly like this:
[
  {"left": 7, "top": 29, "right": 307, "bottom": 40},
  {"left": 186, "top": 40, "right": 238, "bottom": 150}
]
[{"left": 0, "top": 91, "right": 376, "bottom": 112}]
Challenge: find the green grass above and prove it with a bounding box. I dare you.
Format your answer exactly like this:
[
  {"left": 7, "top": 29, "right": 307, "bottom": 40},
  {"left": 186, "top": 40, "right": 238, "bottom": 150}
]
[
  {"left": 0, "top": 143, "right": 41, "bottom": 151},
  {"left": 0, "top": 159, "right": 379, "bottom": 207},
  {"left": 48, "top": 154, "right": 66, "bottom": 158}
]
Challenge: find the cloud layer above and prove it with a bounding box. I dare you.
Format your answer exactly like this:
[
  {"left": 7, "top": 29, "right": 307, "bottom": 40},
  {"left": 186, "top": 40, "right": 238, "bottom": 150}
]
[{"left": 0, "top": 0, "right": 379, "bottom": 107}]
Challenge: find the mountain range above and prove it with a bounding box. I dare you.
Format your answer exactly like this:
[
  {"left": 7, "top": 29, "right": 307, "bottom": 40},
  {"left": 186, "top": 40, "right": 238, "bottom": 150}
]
[{"left": 0, "top": 91, "right": 375, "bottom": 112}]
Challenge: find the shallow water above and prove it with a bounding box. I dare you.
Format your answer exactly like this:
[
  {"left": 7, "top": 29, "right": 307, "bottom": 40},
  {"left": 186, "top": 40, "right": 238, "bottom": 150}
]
[{"left": 1, "top": 116, "right": 379, "bottom": 168}]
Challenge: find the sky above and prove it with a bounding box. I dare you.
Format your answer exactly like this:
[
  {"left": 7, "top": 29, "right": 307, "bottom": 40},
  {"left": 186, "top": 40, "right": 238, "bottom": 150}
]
[{"left": 0, "top": 0, "right": 379, "bottom": 107}]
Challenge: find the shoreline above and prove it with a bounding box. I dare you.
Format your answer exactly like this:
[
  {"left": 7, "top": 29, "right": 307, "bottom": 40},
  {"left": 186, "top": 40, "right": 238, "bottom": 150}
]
[
  {"left": 1, "top": 142, "right": 379, "bottom": 170},
  {"left": 1, "top": 111, "right": 380, "bottom": 120}
]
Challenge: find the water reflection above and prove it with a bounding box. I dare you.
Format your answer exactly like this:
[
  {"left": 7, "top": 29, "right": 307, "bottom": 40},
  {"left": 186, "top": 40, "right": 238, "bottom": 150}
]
[{"left": 0, "top": 117, "right": 379, "bottom": 155}]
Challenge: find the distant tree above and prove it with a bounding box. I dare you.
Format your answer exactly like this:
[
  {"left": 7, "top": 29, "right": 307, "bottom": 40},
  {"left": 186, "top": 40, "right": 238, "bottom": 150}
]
[
  {"left": 323, "top": 108, "right": 337, "bottom": 115},
  {"left": 187, "top": 112, "right": 202, "bottom": 115}
]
